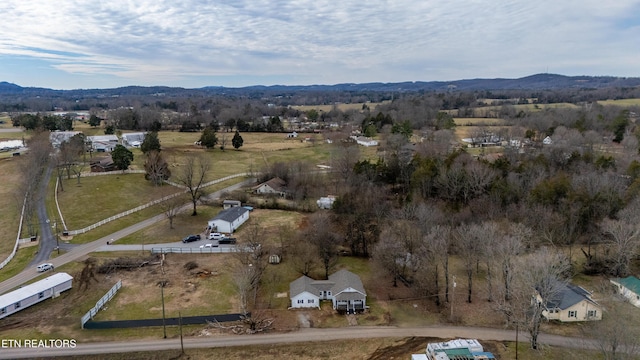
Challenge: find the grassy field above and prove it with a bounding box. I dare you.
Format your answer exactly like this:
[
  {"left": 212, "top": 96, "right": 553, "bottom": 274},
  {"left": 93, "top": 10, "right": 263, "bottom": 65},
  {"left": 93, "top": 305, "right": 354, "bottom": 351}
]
[
  {"left": 597, "top": 98, "right": 640, "bottom": 107},
  {"left": 291, "top": 101, "right": 389, "bottom": 113},
  {"left": 0, "top": 157, "right": 26, "bottom": 261},
  {"left": 453, "top": 117, "right": 507, "bottom": 126}
]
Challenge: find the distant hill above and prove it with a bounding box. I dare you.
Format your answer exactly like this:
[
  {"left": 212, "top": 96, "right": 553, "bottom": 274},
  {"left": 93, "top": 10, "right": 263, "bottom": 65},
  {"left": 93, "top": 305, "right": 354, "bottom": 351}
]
[{"left": 1, "top": 74, "right": 640, "bottom": 97}]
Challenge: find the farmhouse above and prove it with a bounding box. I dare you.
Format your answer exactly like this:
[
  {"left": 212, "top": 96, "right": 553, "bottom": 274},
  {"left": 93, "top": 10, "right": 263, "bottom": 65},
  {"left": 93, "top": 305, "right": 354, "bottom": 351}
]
[
  {"left": 87, "top": 135, "right": 119, "bottom": 152},
  {"left": 289, "top": 269, "right": 367, "bottom": 314},
  {"left": 207, "top": 207, "right": 250, "bottom": 234},
  {"left": 90, "top": 156, "right": 116, "bottom": 172},
  {"left": 610, "top": 276, "right": 640, "bottom": 308},
  {"left": 540, "top": 283, "right": 602, "bottom": 322},
  {"left": 0, "top": 273, "right": 73, "bottom": 320},
  {"left": 254, "top": 177, "right": 288, "bottom": 197},
  {"left": 121, "top": 132, "right": 146, "bottom": 148}
]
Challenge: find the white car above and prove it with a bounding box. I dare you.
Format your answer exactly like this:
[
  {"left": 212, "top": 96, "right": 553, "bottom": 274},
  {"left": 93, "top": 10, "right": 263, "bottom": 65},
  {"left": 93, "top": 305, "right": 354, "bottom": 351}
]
[
  {"left": 37, "top": 263, "right": 54, "bottom": 272},
  {"left": 209, "top": 232, "right": 224, "bottom": 240},
  {"left": 200, "top": 243, "right": 218, "bottom": 248}
]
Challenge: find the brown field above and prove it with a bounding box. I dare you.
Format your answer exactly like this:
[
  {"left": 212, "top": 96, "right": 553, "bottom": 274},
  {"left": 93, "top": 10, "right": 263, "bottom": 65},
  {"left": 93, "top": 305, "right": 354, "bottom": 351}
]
[
  {"left": 597, "top": 98, "right": 640, "bottom": 107},
  {"left": 453, "top": 117, "right": 508, "bottom": 126},
  {"left": 292, "top": 101, "right": 389, "bottom": 113}
]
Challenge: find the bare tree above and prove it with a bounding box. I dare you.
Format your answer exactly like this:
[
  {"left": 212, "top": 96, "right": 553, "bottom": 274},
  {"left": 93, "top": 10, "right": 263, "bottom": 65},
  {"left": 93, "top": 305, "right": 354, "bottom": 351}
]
[
  {"left": 511, "top": 247, "right": 570, "bottom": 350},
  {"left": 584, "top": 298, "right": 640, "bottom": 360},
  {"left": 174, "top": 154, "right": 210, "bottom": 216},
  {"left": 144, "top": 150, "right": 171, "bottom": 186},
  {"left": 305, "top": 212, "right": 339, "bottom": 279},
  {"left": 159, "top": 189, "right": 185, "bottom": 229},
  {"left": 600, "top": 218, "right": 640, "bottom": 277},
  {"left": 455, "top": 223, "right": 484, "bottom": 303},
  {"left": 289, "top": 238, "right": 317, "bottom": 277}
]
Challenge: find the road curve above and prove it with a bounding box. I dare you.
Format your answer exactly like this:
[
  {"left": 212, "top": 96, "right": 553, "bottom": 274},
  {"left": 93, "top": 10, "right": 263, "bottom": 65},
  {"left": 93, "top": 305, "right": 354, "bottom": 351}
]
[{"left": 0, "top": 325, "right": 598, "bottom": 359}]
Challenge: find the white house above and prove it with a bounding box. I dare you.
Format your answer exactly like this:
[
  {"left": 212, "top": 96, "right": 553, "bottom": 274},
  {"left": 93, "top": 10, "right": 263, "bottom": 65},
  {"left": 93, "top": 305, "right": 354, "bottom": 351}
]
[
  {"left": 87, "top": 135, "right": 119, "bottom": 152},
  {"left": 286, "top": 131, "right": 298, "bottom": 138},
  {"left": 543, "top": 136, "right": 553, "bottom": 145},
  {"left": 351, "top": 136, "right": 378, "bottom": 147},
  {"left": 254, "top": 177, "right": 288, "bottom": 197},
  {"left": 207, "top": 207, "right": 250, "bottom": 234},
  {"left": 289, "top": 269, "right": 367, "bottom": 314},
  {"left": 540, "top": 283, "right": 602, "bottom": 322},
  {"left": 610, "top": 276, "right": 640, "bottom": 308},
  {"left": 121, "top": 132, "right": 146, "bottom": 148},
  {"left": 317, "top": 195, "right": 336, "bottom": 209},
  {"left": 0, "top": 273, "right": 73, "bottom": 320},
  {"left": 49, "top": 131, "right": 81, "bottom": 148}
]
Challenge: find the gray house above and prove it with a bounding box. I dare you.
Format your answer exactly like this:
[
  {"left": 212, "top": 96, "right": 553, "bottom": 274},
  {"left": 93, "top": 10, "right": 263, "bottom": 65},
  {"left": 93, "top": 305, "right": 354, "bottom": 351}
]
[
  {"left": 207, "top": 207, "right": 250, "bottom": 234},
  {"left": 290, "top": 269, "right": 367, "bottom": 314}
]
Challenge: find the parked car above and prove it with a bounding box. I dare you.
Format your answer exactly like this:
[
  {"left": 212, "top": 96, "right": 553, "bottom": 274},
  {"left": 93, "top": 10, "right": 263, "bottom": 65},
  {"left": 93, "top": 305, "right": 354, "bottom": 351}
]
[
  {"left": 36, "top": 263, "right": 54, "bottom": 272},
  {"left": 218, "top": 237, "right": 237, "bottom": 245},
  {"left": 199, "top": 243, "right": 218, "bottom": 248},
  {"left": 182, "top": 234, "right": 201, "bottom": 243},
  {"left": 209, "top": 232, "right": 224, "bottom": 240}
]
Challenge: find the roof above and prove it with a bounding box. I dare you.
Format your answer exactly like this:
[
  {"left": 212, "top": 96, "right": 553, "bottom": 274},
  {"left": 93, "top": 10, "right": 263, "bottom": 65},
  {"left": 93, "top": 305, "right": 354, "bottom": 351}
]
[
  {"left": 0, "top": 273, "right": 73, "bottom": 309},
  {"left": 290, "top": 270, "right": 366, "bottom": 298},
  {"left": 613, "top": 276, "right": 640, "bottom": 295},
  {"left": 87, "top": 135, "right": 119, "bottom": 142},
  {"left": 546, "top": 283, "right": 599, "bottom": 310},
  {"left": 289, "top": 276, "right": 320, "bottom": 298},
  {"left": 329, "top": 269, "right": 366, "bottom": 295},
  {"left": 258, "top": 177, "right": 287, "bottom": 191},
  {"left": 210, "top": 206, "right": 249, "bottom": 223}
]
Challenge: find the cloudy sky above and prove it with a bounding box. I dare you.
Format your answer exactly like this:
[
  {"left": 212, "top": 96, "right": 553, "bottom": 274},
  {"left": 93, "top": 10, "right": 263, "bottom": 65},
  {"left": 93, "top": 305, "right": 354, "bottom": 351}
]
[{"left": 0, "top": 1, "right": 638, "bottom": 89}]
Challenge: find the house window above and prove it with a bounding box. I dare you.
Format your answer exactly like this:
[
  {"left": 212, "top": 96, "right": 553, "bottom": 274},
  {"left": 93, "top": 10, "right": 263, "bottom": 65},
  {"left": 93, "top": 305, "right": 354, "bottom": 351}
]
[
  {"left": 14, "top": 302, "right": 20, "bottom": 309},
  {"left": 568, "top": 310, "right": 577, "bottom": 318},
  {"left": 308, "top": 299, "right": 314, "bottom": 303},
  {"left": 327, "top": 291, "right": 331, "bottom": 296},
  {"left": 297, "top": 299, "right": 304, "bottom": 304},
  {"left": 38, "top": 292, "right": 44, "bottom": 299},
  {"left": 588, "top": 310, "right": 597, "bottom": 318}
]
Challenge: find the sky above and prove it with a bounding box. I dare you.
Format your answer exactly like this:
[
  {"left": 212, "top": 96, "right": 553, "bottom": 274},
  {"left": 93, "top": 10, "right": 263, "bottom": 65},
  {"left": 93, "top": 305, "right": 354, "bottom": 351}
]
[{"left": 0, "top": 0, "right": 639, "bottom": 90}]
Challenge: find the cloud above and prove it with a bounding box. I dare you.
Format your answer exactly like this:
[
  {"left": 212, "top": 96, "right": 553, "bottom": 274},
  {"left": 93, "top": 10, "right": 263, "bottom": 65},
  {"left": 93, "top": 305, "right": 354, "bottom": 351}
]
[{"left": 0, "top": 0, "right": 639, "bottom": 88}]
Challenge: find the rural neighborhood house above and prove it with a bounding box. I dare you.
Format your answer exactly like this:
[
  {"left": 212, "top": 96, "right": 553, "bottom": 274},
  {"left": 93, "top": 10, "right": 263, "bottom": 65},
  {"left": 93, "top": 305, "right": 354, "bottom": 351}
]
[
  {"left": 254, "top": 177, "right": 288, "bottom": 197},
  {"left": 610, "top": 276, "right": 640, "bottom": 308},
  {"left": 539, "top": 283, "right": 602, "bottom": 322},
  {"left": 289, "top": 269, "right": 367, "bottom": 314},
  {"left": 207, "top": 207, "right": 250, "bottom": 234}
]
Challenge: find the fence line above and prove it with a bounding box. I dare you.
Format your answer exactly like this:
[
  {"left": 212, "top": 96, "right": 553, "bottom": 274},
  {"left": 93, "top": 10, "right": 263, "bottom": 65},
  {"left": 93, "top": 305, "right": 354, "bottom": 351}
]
[
  {"left": 67, "top": 173, "right": 250, "bottom": 235},
  {"left": 81, "top": 280, "right": 122, "bottom": 329},
  {"left": 151, "top": 247, "right": 240, "bottom": 254},
  {"left": 0, "top": 196, "right": 27, "bottom": 271}
]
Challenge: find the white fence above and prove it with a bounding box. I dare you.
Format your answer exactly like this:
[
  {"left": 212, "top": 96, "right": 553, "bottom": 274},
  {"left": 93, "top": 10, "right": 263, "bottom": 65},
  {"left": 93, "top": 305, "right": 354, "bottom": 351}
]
[
  {"left": 151, "top": 247, "right": 240, "bottom": 254},
  {"left": 81, "top": 280, "right": 122, "bottom": 329},
  {"left": 67, "top": 173, "right": 249, "bottom": 236},
  {"left": 0, "top": 196, "right": 27, "bottom": 271}
]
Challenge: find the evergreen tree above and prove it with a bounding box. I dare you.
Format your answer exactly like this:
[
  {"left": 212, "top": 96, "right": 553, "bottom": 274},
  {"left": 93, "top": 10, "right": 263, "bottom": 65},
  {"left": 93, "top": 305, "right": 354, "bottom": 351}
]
[
  {"left": 232, "top": 130, "right": 244, "bottom": 150},
  {"left": 140, "top": 131, "right": 161, "bottom": 154},
  {"left": 111, "top": 144, "right": 134, "bottom": 171},
  {"left": 199, "top": 127, "right": 218, "bottom": 149}
]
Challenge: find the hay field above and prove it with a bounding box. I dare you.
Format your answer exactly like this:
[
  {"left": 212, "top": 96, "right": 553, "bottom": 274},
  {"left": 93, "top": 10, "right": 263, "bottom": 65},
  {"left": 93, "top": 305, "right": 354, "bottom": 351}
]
[
  {"left": 292, "top": 101, "right": 389, "bottom": 113},
  {"left": 597, "top": 98, "right": 640, "bottom": 107},
  {"left": 453, "top": 117, "right": 507, "bottom": 126}
]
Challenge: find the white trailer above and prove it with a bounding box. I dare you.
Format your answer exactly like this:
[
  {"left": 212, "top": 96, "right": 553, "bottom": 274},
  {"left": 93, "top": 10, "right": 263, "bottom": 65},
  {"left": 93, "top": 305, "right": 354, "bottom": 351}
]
[{"left": 0, "top": 272, "right": 73, "bottom": 319}]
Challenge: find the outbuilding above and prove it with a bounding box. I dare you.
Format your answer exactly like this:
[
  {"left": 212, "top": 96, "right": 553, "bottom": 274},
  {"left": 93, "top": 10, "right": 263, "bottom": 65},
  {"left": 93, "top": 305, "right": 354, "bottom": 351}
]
[
  {"left": 0, "top": 272, "right": 73, "bottom": 319},
  {"left": 207, "top": 207, "right": 250, "bottom": 234}
]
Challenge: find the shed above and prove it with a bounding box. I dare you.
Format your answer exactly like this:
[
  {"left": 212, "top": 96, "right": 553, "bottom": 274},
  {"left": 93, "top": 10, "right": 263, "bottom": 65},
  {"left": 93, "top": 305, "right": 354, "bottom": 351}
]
[
  {"left": 207, "top": 207, "right": 250, "bottom": 234},
  {"left": 0, "top": 273, "right": 73, "bottom": 319},
  {"left": 223, "top": 199, "right": 242, "bottom": 209}
]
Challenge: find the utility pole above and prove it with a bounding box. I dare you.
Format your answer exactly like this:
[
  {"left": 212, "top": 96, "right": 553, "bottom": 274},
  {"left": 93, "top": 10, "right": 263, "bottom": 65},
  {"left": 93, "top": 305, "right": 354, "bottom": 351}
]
[
  {"left": 179, "top": 311, "right": 184, "bottom": 355},
  {"left": 161, "top": 282, "right": 167, "bottom": 339},
  {"left": 450, "top": 275, "right": 456, "bottom": 320}
]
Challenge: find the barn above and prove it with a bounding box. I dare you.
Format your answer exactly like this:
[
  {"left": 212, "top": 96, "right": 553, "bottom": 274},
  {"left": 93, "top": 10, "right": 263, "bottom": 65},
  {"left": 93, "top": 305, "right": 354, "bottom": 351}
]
[
  {"left": 207, "top": 207, "right": 250, "bottom": 234},
  {"left": 0, "top": 273, "right": 73, "bottom": 319}
]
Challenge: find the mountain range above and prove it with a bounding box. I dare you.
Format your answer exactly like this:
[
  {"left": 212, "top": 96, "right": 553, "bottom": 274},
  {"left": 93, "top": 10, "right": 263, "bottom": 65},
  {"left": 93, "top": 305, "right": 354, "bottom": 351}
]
[{"left": 1, "top": 74, "right": 639, "bottom": 97}]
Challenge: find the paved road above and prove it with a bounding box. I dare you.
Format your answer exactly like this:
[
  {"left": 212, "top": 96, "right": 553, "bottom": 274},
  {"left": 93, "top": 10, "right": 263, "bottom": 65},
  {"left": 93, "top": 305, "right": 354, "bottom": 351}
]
[
  {"left": 0, "top": 177, "right": 255, "bottom": 295},
  {"left": 0, "top": 325, "right": 599, "bottom": 359}
]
